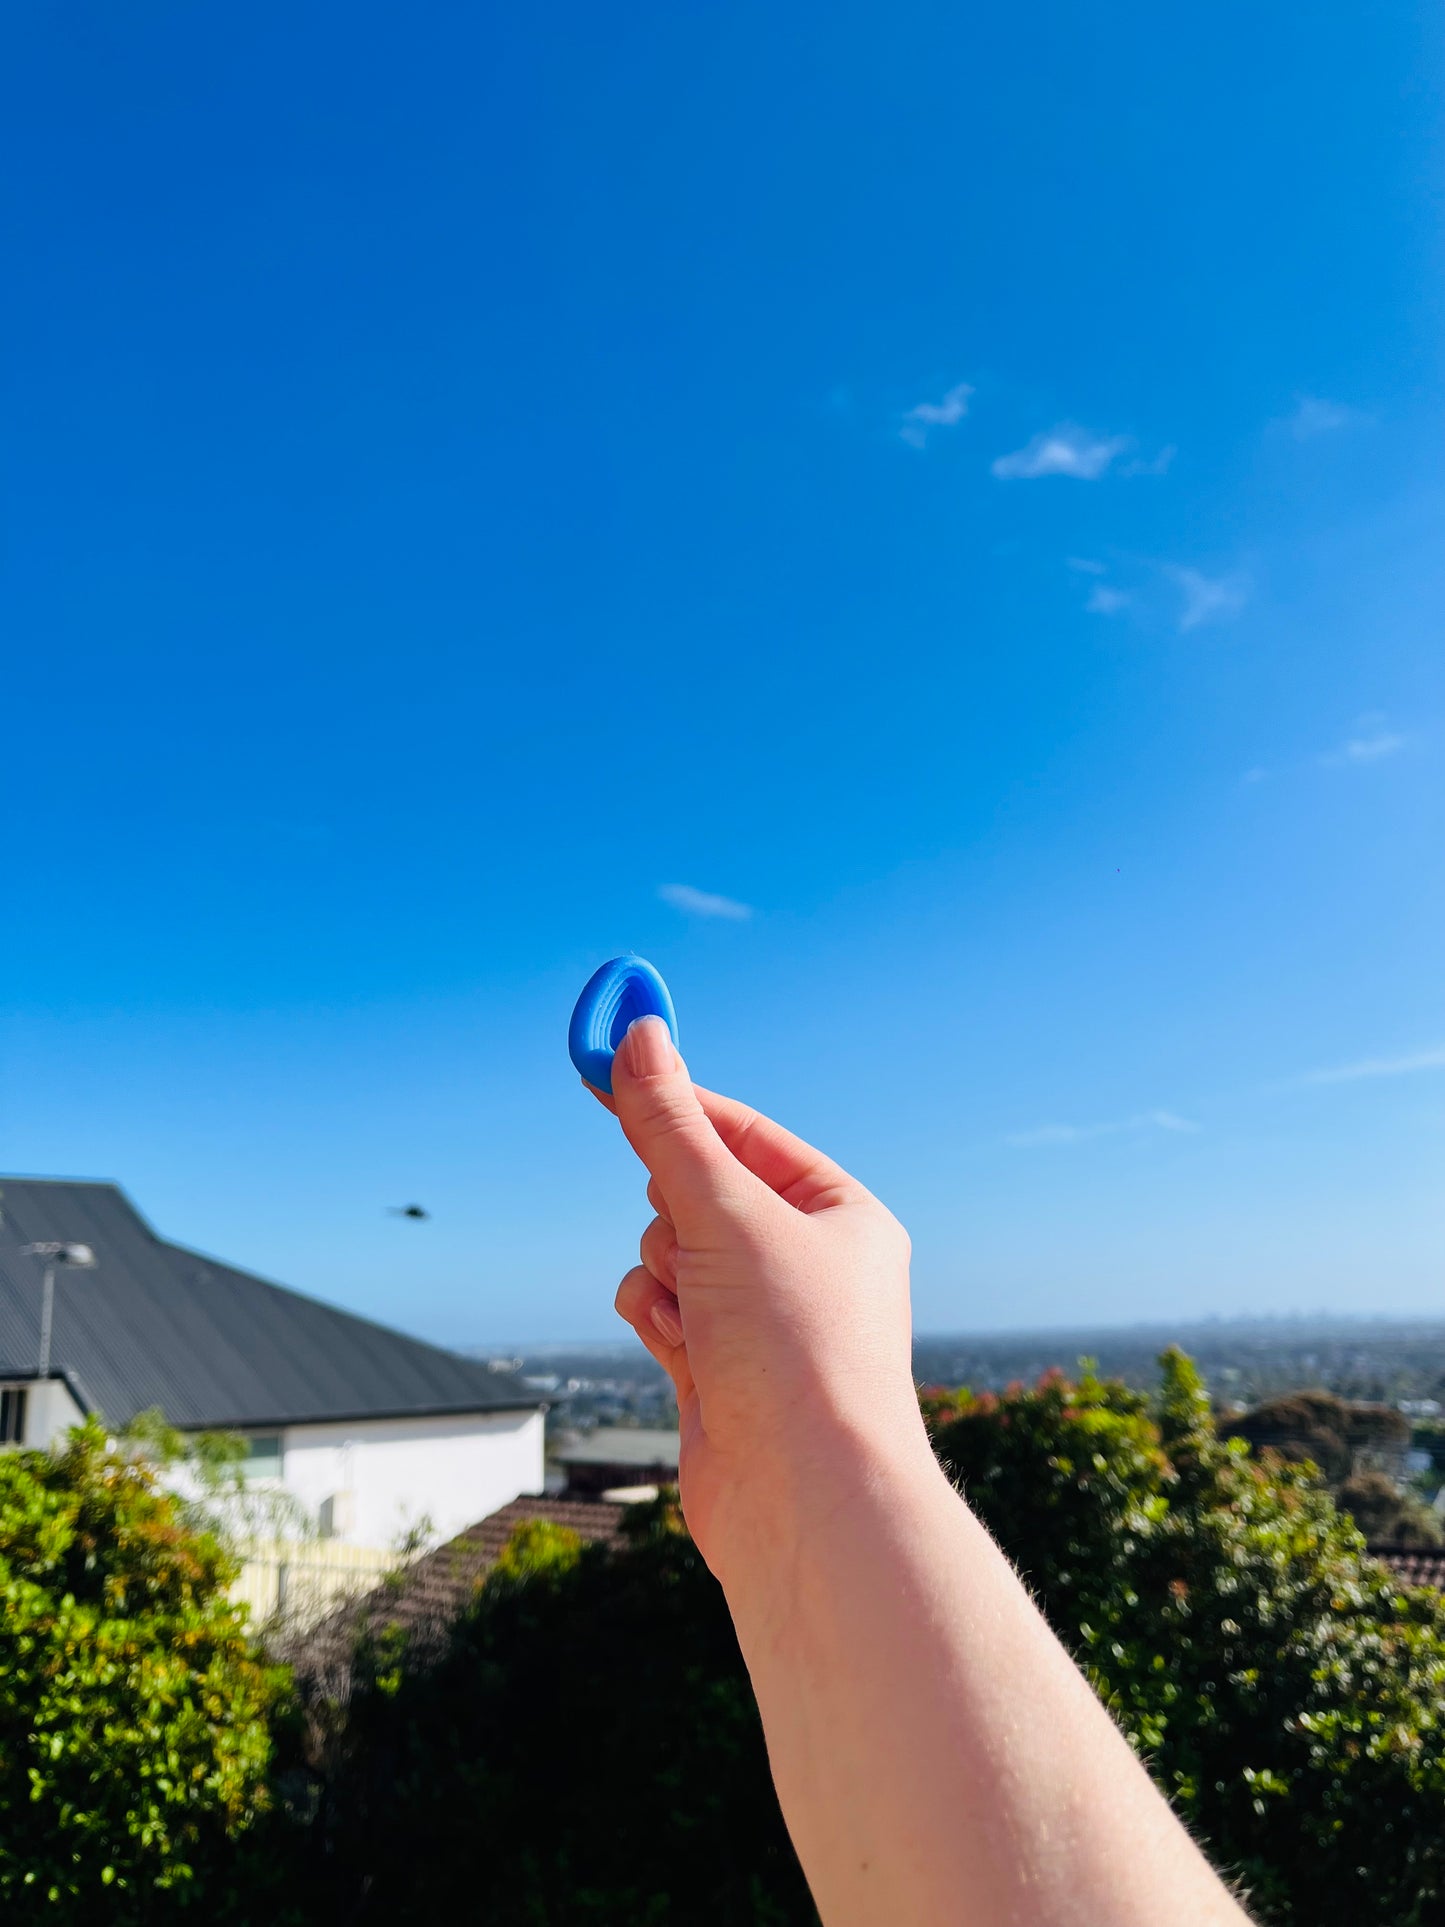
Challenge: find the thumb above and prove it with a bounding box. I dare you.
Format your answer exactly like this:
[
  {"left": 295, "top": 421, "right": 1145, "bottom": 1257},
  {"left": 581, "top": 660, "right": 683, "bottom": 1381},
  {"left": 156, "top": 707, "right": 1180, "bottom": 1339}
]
[{"left": 609, "top": 1016, "right": 751, "bottom": 1223}]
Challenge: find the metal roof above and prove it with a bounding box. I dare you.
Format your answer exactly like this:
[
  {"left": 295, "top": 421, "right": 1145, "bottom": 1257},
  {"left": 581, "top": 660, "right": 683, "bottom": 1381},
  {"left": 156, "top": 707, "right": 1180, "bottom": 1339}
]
[{"left": 0, "top": 1178, "right": 540, "bottom": 1431}]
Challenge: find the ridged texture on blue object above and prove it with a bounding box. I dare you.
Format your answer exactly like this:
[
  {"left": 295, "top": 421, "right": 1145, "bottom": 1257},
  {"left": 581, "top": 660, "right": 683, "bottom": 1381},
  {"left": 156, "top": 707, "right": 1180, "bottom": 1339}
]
[{"left": 568, "top": 955, "right": 679, "bottom": 1095}]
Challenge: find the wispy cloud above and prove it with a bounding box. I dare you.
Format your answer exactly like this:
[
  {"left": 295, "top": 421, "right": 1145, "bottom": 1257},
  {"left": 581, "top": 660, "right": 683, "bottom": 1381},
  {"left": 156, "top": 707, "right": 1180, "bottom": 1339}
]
[
  {"left": 1243, "top": 713, "right": 1411, "bottom": 787},
  {"left": 1321, "top": 712, "right": 1406, "bottom": 767},
  {"left": 1120, "top": 444, "right": 1177, "bottom": 477},
  {"left": 1282, "top": 396, "right": 1370, "bottom": 440},
  {"left": 1005, "top": 1109, "right": 1199, "bottom": 1149},
  {"left": 1085, "top": 584, "right": 1131, "bottom": 615},
  {"left": 992, "top": 424, "right": 1131, "bottom": 481},
  {"left": 1007, "top": 1043, "right": 1445, "bottom": 1150},
  {"left": 901, "top": 382, "right": 973, "bottom": 449},
  {"left": 1298, "top": 1047, "right": 1445, "bottom": 1087},
  {"left": 1169, "top": 566, "right": 1250, "bottom": 632},
  {"left": 1067, "top": 556, "right": 1107, "bottom": 576},
  {"left": 658, "top": 883, "right": 753, "bottom": 921}
]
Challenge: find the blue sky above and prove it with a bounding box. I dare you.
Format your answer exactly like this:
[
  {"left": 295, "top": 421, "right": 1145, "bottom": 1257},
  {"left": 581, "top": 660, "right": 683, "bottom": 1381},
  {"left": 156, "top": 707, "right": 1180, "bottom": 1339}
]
[{"left": 4, "top": 0, "right": 1442, "bottom": 1345}]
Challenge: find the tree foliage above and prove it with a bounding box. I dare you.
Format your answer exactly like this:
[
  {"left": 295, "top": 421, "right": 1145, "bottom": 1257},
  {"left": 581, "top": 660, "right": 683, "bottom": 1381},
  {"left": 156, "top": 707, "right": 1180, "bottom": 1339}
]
[
  {"left": 0, "top": 1423, "right": 287, "bottom": 1921},
  {"left": 276, "top": 1498, "right": 814, "bottom": 1924},
  {"left": 10, "top": 1367, "right": 1436, "bottom": 1925},
  {"left": 1335, "top": 1468, "right": 1443, "bottom": 1548},
  {"left": 270, "top": 1354, "right": 1445, "bottom": 1927},
  {"left": 926, "top": 1354, "right": 1445, "bottom": 1925},
  {"left": 1220, "top": 1388, "right": 1410, "bottom": 1486}
]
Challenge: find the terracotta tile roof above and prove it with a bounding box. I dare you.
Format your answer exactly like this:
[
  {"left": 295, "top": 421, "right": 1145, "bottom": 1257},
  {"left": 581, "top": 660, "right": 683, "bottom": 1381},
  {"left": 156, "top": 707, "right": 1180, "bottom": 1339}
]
[
  {"left": 376, "top": 1494, "right": 632, "bottom": 1631},
  {"left": 1370, "top": 1544, "right": 1445, "bottom": 1590},
  {"left": 285, "top": 1495, "right": 632, "bottom": 1681}
]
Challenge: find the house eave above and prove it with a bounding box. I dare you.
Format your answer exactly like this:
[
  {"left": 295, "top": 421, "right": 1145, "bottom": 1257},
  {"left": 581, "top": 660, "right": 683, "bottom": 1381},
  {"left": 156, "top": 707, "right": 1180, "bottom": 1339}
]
[
  {"left": 175, "top": 1399, "right": 548, "bottom": 1432},
  {"left": 0, "top": 1366, "right": 97, "bottom": 1415}
]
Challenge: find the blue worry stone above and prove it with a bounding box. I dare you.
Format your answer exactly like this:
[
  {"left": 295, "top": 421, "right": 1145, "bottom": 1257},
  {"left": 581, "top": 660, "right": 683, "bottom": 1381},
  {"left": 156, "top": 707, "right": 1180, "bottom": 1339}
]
[{"left": 568, "top": 955, "right": 679, "bottom": 1095}]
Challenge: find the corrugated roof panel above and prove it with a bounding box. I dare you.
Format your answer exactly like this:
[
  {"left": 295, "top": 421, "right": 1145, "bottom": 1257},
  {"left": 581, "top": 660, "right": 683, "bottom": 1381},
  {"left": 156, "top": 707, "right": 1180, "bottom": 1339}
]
[{"left": 0, "top": 1177, "right": 539, "bottom": 1430}]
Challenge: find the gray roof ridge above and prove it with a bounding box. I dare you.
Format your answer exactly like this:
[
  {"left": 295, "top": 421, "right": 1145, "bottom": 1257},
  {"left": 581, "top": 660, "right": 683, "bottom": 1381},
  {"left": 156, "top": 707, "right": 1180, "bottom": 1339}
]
[
  {"left": 0, "top": 1176, "right": 162, "bottom": 1238},
  {"left": 0, "top": 1177, "right": 500, "bottom": 1377}
]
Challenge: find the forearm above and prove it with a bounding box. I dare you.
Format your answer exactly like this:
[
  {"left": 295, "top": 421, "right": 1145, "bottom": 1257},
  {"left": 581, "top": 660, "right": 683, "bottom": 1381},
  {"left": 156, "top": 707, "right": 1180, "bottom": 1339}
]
[{"left": 722, "top": 1416, "right": 1248, "bottom": 1927}]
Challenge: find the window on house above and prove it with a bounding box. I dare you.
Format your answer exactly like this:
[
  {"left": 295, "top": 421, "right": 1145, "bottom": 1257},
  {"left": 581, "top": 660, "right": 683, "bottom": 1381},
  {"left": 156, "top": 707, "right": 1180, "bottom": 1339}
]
[
  {"left": 244, "top": 1434, "right": 283, "bottom": 1479},
  {"left": 0, "top": 1388, "right": 28, "bottom": 1444}
]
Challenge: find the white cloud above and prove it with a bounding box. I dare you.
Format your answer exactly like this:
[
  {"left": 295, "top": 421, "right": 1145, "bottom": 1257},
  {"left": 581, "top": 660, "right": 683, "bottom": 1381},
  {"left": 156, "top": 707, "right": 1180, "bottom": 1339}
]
[
  {"left": 900, "top": 382, "right": 973, "bottom": 448},
  {"left": 1120, "top": 444, "right": 1177, "bottom": 477},
  {"left": 1284, "top": 396, "right": 1369, "bottom": 440},
  {"left": 991, "top": 424, "right": 1131, "bottom": 480},
  {"left": 658, "top": 883, "right": 753, "bottom": 921},
  {"left": 1245, "top": 715, "right": 1409, "bottom": 787},
  {"left": 1343, "top": 731, "right": 1405, "bottom": 763},
  {"left": 1300, "top": 1047, "right": 1445, "bottom": 1087},
  {"left": 1086, "top": 584, "right": 1131, "bottom": 615},
  {"left": 1067, "top": 556, "right": 1107, "bottom": 575},
  {"left": 1169, "top": 566, "right": 1250, "bottom": 632},
  {"left": 1321, "top": 712, "right": 1406, "bottom": 766},
  {"left": 1005, "top": 1109, "right": 1199, "bottom": 1149}
]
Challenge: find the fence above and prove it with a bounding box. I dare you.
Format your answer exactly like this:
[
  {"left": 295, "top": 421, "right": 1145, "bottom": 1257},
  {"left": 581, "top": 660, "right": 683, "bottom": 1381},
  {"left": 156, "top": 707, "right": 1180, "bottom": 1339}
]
[{"left": 234, "top": 1536, "right": 407, "bottom": 1628}]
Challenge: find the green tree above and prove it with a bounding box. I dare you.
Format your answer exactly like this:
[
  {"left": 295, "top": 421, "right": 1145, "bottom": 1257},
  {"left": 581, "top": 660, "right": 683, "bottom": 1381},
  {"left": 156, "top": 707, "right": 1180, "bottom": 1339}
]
[
  {"left": 928, "top": 1353, "right": 1445, "bottom": 1926},
  {"left": 278, "top": 1498, "right": 815, "bottom": 1925},
  {"left": 277, "top": 1356, "right": 1445, "bottom": 1926},
  {"left": 0, "top": 1423, "right": 288, "bottom": 1921},
  {"left": 1220, "top": 1388, "right": 1410, "bottom": 1487},
  {"left": 1335, "top": 1467, "right": 1443, "bottom": 1547}
]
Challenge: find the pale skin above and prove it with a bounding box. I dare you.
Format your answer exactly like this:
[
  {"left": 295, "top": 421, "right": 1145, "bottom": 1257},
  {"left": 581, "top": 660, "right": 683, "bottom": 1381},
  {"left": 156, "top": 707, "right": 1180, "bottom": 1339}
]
[{"left": 594, "top": 1015, "right": 1251, "bottom": 1927}]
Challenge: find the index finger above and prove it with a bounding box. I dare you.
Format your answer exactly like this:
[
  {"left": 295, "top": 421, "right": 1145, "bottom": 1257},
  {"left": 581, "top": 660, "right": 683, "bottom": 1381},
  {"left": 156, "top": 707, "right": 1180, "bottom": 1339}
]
[
  {"left": 584, "top": 1068, "right": 857, "bottom": 1213},
  {"left": 690, "top": 1085, "right": 858, "bottom": 1213}
]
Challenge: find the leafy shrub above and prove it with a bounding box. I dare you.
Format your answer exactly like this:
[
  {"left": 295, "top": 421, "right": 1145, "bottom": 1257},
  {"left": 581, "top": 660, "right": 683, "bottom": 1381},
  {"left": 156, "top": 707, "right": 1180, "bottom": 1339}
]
[
  {"left": 0, "top": 1422, "right": 287, "bottom": 1921},
  {"left": 274, "top": 1356, "right": 1445, "bottom": 1926},
  {"left": 278, "top": 1496, "right": 814, "bottom": 1924},
  {"left": 928, "top": 1353, "right": 1445, "bottom": 1925},
  {"left": 1335, "top": 1468, "right": 1443, "bottom": 1547},
  {"left": 1220, "top": 1389, "right": 1409, "bottom": 1485}
]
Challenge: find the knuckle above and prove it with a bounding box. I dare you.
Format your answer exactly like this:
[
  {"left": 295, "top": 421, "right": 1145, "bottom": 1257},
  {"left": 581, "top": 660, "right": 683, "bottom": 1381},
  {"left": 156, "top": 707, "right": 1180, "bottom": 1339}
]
[
  {"left": 883, "top": 1209, "right": 913, "bottom": 1261},
  {"left": 641, "top": 1104, "right": 714, "bottom": 1163},
  {"left": 853, "top": 1196, "right": 911, "bottom": 1259}
]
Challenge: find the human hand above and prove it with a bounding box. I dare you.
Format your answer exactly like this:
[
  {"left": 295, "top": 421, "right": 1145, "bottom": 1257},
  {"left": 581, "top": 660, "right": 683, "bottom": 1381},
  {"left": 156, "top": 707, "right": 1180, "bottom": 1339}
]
[
  {"left": 591, "top": 1021, "right": 1252, "bottom": 1927},
  {"left": 594, "top": 1015, "right": 927, "bottom": 1590}
]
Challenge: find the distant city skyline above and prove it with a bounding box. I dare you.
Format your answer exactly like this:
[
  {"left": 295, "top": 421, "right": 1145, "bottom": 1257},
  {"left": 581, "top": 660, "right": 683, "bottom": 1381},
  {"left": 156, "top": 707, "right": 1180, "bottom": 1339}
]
[{"left": 4, "top": 0, "right": 1442, "bottom": 1344}]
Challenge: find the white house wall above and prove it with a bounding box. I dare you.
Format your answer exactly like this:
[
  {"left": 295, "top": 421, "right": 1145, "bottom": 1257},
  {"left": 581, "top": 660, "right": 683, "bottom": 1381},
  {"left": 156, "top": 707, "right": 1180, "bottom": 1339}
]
[
  {"left": 276, "top": 1408, "right": 545, "bottom": 1551},
  {"left": 21, "top": 1379, "right": 87, "bottom": 1451}
]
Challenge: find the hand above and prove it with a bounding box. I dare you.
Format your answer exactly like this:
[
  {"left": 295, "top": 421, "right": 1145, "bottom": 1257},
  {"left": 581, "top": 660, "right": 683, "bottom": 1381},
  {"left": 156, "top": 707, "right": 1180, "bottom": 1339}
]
[
  {"left": 591, "top": 1020, "right": 1250, "bottom": 1927},
  {"left": 595, "top": 1015, "right": 927, "bottom": 1588}
]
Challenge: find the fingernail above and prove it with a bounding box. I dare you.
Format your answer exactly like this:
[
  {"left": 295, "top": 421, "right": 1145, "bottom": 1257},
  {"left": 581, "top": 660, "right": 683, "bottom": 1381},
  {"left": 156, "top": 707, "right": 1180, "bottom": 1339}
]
[
  {"left": 650, "top": 1298, "right": 685, "bottom": 1347},
  {"left": 624, "top": 1015, "right": 674, "bottom": 1079}
]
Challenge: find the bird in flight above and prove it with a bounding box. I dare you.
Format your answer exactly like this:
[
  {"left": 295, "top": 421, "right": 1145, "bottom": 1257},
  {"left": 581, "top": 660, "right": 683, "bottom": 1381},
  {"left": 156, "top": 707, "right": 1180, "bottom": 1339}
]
[{"left": 388, "top": 1204, "right": 430, "bottom": 1220}]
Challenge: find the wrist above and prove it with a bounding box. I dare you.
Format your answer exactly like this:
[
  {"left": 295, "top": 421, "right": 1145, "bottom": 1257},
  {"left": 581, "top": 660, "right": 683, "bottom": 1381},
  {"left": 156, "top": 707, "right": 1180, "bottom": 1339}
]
[{"left": 705, "top": 1401, "right": 949, "bottom": 1639}]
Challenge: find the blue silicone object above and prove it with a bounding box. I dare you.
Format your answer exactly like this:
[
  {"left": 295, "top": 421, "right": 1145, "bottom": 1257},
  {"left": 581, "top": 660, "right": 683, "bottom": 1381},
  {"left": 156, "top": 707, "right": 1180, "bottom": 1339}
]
[{"left": 568, "top": 955, "right": 679, "bottom": 1095}]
